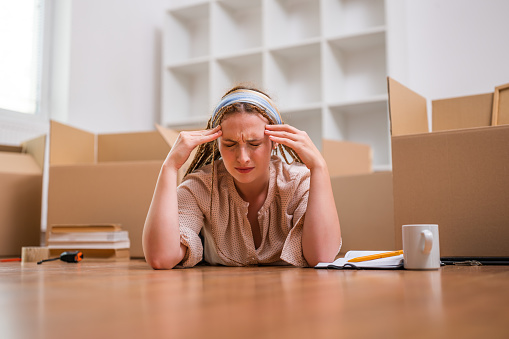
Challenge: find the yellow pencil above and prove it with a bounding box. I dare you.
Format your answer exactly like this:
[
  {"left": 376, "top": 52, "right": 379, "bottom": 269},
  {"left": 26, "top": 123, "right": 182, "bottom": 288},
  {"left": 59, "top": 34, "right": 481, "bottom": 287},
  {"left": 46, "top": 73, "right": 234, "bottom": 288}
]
[{"left": 347, "top": 250, "right": 404, "bottom": 263}]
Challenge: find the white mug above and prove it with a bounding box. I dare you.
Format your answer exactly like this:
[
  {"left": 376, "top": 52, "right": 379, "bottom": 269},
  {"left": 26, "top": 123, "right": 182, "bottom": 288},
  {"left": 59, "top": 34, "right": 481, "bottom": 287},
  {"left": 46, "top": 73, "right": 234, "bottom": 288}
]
[{"left": 402, "top": 224, "right": 441, "bottom": 270}]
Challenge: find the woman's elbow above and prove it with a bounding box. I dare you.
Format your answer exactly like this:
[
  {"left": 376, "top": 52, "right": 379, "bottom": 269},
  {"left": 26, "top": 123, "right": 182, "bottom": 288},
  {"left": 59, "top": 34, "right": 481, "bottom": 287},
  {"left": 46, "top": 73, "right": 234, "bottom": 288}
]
[
  {"left": 305, "top": 243, "right": 341, "bottom": 267},
  {"left": 144, "top": 249, "right": 182, "bottom": 270},
  {"left": 146, "top": 255, "right": 179, "bottom": 270},
  {"left": 306, "top": 255, "right": 332, "bottom": 268}
]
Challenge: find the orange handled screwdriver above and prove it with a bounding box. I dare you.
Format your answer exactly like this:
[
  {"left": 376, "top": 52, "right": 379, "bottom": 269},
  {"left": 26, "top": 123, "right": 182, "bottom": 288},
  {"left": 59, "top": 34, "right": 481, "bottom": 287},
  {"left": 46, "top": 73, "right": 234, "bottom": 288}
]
[{"left": 37, "top": 251, "right": 83, "bottom": 264}]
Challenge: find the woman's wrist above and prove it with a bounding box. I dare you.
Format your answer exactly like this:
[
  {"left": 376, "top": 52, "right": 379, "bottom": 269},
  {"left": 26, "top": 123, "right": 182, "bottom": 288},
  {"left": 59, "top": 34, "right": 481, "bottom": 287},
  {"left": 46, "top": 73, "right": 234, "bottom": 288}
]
[
  {"left": 161, "top": 160, "right": 180, "bottom": 180},
  {"left": 308, "top": 158, "right": 328, "bottom": 174}
]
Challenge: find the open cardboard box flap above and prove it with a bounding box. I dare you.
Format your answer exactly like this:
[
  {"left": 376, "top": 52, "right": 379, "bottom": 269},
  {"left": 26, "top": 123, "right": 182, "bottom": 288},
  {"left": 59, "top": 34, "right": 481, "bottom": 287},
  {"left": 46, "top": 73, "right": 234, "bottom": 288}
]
[
  {"left": 50, "top": 120, "right": 179, "bottom": 165},
  {"left": 0, "top": 134, "right": 46, "bottom": 174},
  {"left": 50, "top": 120, "right": 95, "bottom": 165},
  {"left": 387, "top": 77, "right": 428, "bottom": 136},
  {"left": 388, "top": 77, "right": 495, "bottom": 134},
  {"left": 432, "top": 93, "right": 493, "bottom": 131}
]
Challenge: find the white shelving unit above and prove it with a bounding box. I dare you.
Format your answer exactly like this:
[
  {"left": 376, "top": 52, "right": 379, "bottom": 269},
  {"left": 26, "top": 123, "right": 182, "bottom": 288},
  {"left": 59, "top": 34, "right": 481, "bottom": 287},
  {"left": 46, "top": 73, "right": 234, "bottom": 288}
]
[{"left": 162, "top": 0, "right": 390, "bottom": 170}]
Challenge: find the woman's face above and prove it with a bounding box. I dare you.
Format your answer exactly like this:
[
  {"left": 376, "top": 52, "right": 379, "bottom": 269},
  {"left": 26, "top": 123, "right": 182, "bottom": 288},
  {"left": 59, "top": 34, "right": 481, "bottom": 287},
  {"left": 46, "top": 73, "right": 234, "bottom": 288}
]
[{"left": 218, "top": 112, "right": 273, "bottom": 187}]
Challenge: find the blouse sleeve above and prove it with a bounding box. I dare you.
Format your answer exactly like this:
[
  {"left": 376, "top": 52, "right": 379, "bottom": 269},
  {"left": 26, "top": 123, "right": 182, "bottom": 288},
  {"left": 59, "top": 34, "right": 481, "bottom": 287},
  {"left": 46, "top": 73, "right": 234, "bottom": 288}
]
[
  {"left": 280, "top": 170, "right": 311, "bottom": 267},
  {"left": 176, "top": 181, "right": 205, "bottom": 268}
]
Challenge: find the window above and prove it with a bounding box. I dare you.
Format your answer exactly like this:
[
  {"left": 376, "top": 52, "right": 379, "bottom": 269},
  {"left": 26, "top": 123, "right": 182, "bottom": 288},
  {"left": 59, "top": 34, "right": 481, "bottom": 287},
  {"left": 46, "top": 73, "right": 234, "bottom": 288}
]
[{"left": 0, "top": 0, "right": 45, "bottom": 115}]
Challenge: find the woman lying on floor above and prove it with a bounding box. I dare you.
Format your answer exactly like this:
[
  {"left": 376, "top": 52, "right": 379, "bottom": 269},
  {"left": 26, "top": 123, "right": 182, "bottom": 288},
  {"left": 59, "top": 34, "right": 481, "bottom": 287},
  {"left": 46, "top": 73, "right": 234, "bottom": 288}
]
[{"left": 143, "top": 86, "right": 341, "bottom": 269}]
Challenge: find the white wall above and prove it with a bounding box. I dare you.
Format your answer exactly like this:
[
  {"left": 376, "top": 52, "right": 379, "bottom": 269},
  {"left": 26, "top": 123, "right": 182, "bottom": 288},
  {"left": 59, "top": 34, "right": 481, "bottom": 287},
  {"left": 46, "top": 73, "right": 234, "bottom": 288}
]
[
  {"left": 52, "top": 0, "right": 167, "bottom": 134},
  {"left": 53, "top": 0, "right": 509, "bottom": 133},
  {"left": 387, "top": 0, "right": 509, "bottom": 100}
]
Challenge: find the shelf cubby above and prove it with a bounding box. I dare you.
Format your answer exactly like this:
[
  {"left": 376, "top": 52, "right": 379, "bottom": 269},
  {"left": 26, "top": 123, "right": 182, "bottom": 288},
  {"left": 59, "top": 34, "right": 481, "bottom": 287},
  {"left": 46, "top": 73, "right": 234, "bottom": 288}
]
[
  {"left": 265, "top": 0, "right": 321, "bottom": 47},
  {"left": 324, "top": 35, "right": 386, "bottom": 103},
  {"left": 163, "top": 61, "right": 210, "bottom": 126},
  {"left": 267, "top": 42, "right": 322, "bottom": 111},
  {"left": 213, "top": 52, "right": 264, "bottom": 102},
  {"left": 326, "top": 98, "right": 390, "bottom": 167},
  {"left": 323, "top": 0, "right": 385, "bottom": 37},
  {"left": 213, "top": 0, "right": 263, "bottom": 57},
  {"left": 168, "top": 0, "right": 209, "bottom": 10},
  {"left": 165, "top": 3, "right": 210, "bottom": 65}
]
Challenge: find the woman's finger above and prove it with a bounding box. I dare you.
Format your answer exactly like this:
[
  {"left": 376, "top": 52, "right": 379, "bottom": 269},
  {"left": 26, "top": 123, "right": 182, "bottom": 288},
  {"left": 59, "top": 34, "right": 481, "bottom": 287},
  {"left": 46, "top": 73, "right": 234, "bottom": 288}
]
[
  {"left": 201, "top": 125, "right": 221, "bottom": 135},
  {"left": 265, "top": 124, "right": 299, "bottom": 133},
  {"left": 264, "top": 129, "right": 301, "bottom": 142},
  {"left": 187, "top": 125, "right": 221, "bottom": 137},
  {"left": 199, "top": 129, "right": 222, "bottom": 143},
  {"left": 267, "top": 134, "right": 298, "bottom": 149}
]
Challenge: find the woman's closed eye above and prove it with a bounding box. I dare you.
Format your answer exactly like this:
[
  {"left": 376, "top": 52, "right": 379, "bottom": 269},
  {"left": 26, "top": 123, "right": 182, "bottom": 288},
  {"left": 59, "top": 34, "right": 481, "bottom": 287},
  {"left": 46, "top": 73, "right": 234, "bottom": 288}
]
[{"left": 222, "top": 141, "right": 262, "bottom": 147}]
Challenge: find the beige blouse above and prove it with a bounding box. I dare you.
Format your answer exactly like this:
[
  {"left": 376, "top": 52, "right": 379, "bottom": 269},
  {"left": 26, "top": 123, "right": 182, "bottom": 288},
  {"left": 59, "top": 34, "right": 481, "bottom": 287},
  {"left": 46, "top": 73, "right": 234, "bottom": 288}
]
[{"left": 176, "top": 156, "right": 311, "bottom": 268}]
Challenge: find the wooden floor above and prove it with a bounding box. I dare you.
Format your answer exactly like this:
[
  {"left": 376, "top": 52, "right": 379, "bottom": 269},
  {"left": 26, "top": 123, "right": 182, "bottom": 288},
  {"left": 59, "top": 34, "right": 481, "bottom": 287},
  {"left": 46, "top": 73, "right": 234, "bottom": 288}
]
[{"left": 1, "top": 260, "right": 508, "bottom": 339}]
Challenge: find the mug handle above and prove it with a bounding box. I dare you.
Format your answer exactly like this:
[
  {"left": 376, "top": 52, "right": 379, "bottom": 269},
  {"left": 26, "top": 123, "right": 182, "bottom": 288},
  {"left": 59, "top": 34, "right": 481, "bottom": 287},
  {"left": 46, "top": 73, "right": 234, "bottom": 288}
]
[{"left": 421, "top": 230, "right": 433, "bottom": 254}]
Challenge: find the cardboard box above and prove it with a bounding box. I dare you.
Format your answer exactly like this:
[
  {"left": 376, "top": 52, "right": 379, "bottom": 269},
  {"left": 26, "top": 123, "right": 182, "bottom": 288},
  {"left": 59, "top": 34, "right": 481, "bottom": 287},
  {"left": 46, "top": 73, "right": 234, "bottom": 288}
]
[
  {"left": 322, "top": 139, "right": 372, "bottom": 177},
  {"left": 331, "top": 172, "right": 395, "bottom": 255},
  {"left": 388, "top": 77, "right": 509, "bottom": 257},
  {"left": 0, "top": 135, "right": 46, "bottom": 256},
  {"left": 323, "top": 139, "right": 395, "bottom": 254},
  {"left": 47, "top": 121, "right": 181, "bottom": 258}
]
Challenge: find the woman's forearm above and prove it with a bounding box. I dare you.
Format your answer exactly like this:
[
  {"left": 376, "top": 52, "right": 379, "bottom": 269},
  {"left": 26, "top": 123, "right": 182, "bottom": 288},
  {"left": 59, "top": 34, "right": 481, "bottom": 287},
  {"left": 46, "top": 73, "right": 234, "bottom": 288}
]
[
  {"left": 143, "top": 127, "right": 222, "bottom": 269},
  {"left": 142, "top": 164, "right": 186, "bottom": 269},
  {"left": 302, "top": 165, "right": 342, "bottom": 267}
]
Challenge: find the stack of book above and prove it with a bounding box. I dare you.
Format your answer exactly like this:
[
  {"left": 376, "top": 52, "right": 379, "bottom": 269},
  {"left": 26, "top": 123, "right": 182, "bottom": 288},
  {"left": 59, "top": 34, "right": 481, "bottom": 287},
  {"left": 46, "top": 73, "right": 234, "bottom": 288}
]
[{"left": 47, "top": 224, "right": 130, "bottom": 261}]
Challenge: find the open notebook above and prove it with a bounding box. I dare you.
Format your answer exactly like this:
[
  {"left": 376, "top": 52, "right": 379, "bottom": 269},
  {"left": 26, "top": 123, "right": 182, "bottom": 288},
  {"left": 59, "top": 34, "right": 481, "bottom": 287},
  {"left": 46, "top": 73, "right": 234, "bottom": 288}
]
[{"left": 315, "top": 251, "right": 404, "bottom": 269}]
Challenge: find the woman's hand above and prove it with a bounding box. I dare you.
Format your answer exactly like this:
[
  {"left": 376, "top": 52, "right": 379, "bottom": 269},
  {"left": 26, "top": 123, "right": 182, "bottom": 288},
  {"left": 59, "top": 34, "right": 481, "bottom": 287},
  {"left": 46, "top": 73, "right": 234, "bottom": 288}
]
[
  {"left": 267, "top": 124, "right": 341, "bottom": 266},
  {"left": 164, "top": 125, "right": 222, "bottom": 170},
  {"left": 265, "top": 124, "right": 326, "bottom": 170}
]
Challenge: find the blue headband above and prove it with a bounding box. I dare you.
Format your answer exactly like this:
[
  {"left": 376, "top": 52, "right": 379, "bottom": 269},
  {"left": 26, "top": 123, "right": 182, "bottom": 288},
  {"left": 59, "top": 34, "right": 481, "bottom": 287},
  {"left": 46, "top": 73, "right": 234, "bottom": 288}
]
[{"left": 211, "top": 89, "right": 282, "bottom": 127}]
